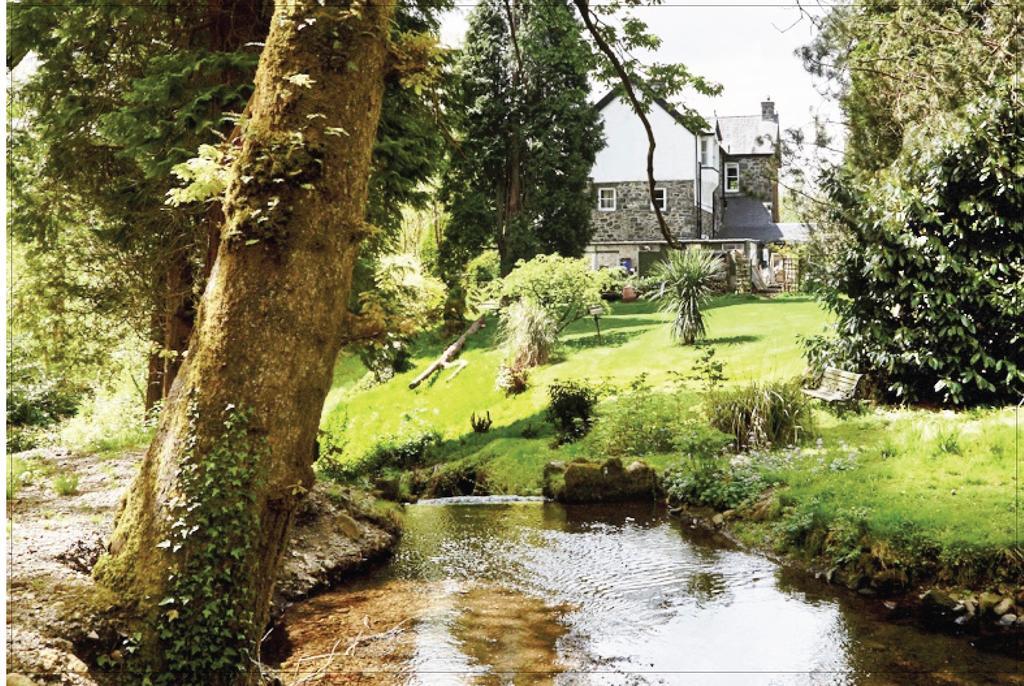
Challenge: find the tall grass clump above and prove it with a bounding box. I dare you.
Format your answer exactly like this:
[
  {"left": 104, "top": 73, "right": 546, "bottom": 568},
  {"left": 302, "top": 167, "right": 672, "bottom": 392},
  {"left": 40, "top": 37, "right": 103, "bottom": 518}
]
[
  {"left": 648, "top": 249, "right": 723, "bottom": 344},
  {"left": 498, "top": 299, "right": 558, "bottom": 369},
  {"left": 706, "top": 378, "right": 813, "bottom": 450}
]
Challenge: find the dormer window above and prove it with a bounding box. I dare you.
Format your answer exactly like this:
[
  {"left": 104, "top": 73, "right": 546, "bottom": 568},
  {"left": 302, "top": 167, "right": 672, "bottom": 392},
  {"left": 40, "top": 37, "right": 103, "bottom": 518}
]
[
  {"left": 725, "top": 163, "right": 740, "bottom": 193},
  {"left": 650, "top": 187, "right": 667, "bottom": 212},
  {"left": 598, "top": 187, "right": 616, "bottom": 211}
]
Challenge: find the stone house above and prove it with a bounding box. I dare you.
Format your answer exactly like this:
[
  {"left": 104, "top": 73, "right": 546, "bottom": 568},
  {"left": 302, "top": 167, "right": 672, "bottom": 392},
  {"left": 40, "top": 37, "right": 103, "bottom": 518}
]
[{"left": 585, "top": 91, "right": 800, "bottom": 276}]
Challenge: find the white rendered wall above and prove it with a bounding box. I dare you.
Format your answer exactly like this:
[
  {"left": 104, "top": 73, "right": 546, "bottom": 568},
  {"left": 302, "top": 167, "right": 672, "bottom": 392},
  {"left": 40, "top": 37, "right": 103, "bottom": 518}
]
[{"left": 592, "top": 97, "right": 697, "bottom": 183}]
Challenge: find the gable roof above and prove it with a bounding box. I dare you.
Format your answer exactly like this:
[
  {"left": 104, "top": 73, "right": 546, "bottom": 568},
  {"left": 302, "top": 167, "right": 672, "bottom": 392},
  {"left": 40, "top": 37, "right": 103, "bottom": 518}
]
[
  {"left": 716, "top": 115, "right": 778, "bottom": 155},
  {"left": 594, "top": 88, "right": 713, "bottom": 135}
]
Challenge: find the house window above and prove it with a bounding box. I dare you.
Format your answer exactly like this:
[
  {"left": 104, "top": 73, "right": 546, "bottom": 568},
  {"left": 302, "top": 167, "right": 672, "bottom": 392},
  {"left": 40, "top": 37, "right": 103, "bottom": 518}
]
[
  {"left": 700, "top": 138, "right": 713, "bottom": 167},
  {"left": 725, "top": 163, "right": 740, "bottom": 193},
  {"left": 650, "top": 187, "right": 667, "bottom": 211},
  {"left": 598, "top": 187, "right": 616, "bottom": 211}
]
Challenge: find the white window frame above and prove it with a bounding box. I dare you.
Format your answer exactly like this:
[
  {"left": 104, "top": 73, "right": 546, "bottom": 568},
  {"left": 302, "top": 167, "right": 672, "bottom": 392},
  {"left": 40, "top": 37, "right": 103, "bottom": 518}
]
[
  {"left": 724, "top": 162, "right": 740, "bottom": 193},
  {"left": 598, "top": 187, "right": 616, "bottom": 211},
  {"left": 700, "top": 138, "right": 713, "bottom": 167},
  {"left": 650, "top": 187, "right": 668, "bottom": 212}
]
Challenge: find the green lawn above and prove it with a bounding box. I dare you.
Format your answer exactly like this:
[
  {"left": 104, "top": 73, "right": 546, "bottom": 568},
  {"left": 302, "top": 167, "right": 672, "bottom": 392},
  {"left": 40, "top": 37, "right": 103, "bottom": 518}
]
[
  {"left": 320, "top": 294, "right": 826, "bottom": 492},
  {"left": 321, "top": 294, "right": 1020, "bottom": 578},
  {"left": 767, "top": 407, "right": 1019, "bottom": 552}
]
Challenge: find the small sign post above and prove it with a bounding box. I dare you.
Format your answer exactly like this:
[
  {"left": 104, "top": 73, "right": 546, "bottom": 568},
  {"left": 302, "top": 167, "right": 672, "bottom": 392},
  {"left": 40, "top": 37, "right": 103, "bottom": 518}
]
[{"left": 589, "top": 305, "right": 604, "bottom": 343}]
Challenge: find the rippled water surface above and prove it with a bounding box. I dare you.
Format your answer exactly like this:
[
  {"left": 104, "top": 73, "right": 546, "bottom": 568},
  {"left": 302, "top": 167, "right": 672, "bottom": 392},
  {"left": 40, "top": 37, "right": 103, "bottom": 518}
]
[{"left": 279, "top": 500, "right": 1022, "bottom": 685}]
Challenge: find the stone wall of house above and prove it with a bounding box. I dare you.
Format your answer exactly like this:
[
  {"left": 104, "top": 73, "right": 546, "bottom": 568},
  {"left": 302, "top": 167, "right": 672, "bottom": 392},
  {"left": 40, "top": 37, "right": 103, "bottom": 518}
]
[
  {"left": 725, "top": 154, "right": 779, "bottom": 213},
  {"left": 590, "top": 180, "right": 700, "bottom": 243}
]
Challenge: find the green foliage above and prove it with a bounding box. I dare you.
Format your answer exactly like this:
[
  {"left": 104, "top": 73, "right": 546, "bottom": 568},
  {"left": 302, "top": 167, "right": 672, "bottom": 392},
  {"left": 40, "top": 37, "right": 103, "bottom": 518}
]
[
  {"left": 799, "top": 2, "right": 1022, "bottom": 406},
  {"left": 803, "top": 84, "right": 1024, "bottom": 405},
  {"left": 165, "top": 144, "right": 231, "bottom": 207},
  {"left": 801, "top": 2, "right": 1020, "bottom": 173},
  {"left": 664, "top": 457, "right": 766, "bottom": 511},
  {"left": 685, "top": 345, "right": 728, "bottom": 393},
  {"left": 498, "top": 255, "right": 610, "bottom": 333},
  {"left": 52, "top": 471, "right": 80, "bottom": 497},
  {"left": 547, "top": 379, "right": 599, "bottom": 444},
  {"left": 706, "top": 379, "right": 813, "bottom": 451},
  {"left": 460, "top": 250, "right": 502, "bottom": 316},
  {"left": 154, "top": 401, "right": 265, "bottom": 684},
  {"left": 356, "top": 252, "right": 447, "bottom": 383},
  {"left": 6, "top": 359, "right": 78, "bottom": 432},
  {"left": 7, "top": 457, "right": 35, "bottom": 500},
  {"left": 319, "top": 426, "right": 441, "bottom": 483},
  {"left": 584, "top": 379, "right": 731, "bottom": 458},
  {"left": 497, "top": 300, "right": 558, "bottom": 371},
  {"left": 59, "top": 363, "right": 155, "bottom": 457},
  {"left": 647, "top": 249, "right": 723, "bottom": 344},
  {"left": 439, "top": 0, "right": 604, "bottom": 278},
  {"left": 495, "top": 363, "right": 530, "bottom": 396}
]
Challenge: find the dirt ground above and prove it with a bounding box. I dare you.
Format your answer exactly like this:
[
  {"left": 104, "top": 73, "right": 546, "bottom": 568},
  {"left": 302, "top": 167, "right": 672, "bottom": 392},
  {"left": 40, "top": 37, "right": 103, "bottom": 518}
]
[
  {"left": 7, "top": 447, "right": 137, "bottom": 685},
  {"left": 5, "top": 447, "right": 400, "bottom": 685}
]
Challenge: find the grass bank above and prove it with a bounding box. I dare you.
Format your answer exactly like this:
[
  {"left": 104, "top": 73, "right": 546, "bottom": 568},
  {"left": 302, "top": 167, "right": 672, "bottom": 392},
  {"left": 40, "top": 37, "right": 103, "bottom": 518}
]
[
  {"left": 320, "top": 294, "right": 1021, "bottom": 591},
  {"left": 320, "top": 294, "right": 824, "bottom": 493}
]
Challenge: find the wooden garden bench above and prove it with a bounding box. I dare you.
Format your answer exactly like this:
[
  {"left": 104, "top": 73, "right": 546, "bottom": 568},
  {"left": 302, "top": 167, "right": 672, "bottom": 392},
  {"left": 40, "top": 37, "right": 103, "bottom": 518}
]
[{"left": 802, "top": 366, "right": 863, "bottom": 403}]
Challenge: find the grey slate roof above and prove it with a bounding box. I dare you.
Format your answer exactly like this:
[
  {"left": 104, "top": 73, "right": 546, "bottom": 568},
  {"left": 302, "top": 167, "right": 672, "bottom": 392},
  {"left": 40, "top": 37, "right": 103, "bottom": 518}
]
[
  {"left": 720, "top": 195, "right": 809, "bottom": 242},
  {"left": 716, "top": 115, "right": 778, "bottom": 155}
]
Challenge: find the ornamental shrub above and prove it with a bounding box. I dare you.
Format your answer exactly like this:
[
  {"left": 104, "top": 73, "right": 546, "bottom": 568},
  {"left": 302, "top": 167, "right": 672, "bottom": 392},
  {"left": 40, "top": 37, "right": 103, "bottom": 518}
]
[
  {"left": 547, "top": 379, "right": 599, "bottom": 444},
  {"left": 498, "top": 255, "right": 611, "bottom": 333},
  {"left": 584, "top": 382, "right": 731, "bottom": 458},
  {"left": 663, "top": 456, "right": 766, "bottom": 511},
  {"left": 803, "top": 84, "right": 1024, "bottom": 405},
  {"left": 647, "top": 248, "right": 723, "bottom": 345},
  {"left": 318, "top": 426, "right": 441, "bottom": 482}
]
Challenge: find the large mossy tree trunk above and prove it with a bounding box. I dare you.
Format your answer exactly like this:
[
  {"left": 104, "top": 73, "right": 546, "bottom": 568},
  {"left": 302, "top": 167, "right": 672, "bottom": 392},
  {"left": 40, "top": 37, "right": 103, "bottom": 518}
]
[{"left": 92, "top": 1, "right": 394, "bottom": 683}]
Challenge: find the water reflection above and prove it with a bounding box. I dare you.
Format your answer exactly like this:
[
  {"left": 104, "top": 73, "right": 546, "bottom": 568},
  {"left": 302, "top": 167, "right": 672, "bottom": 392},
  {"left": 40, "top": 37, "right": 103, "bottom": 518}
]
[{"left": 280, "top": 500, "right": 1023, "bottom": 685}]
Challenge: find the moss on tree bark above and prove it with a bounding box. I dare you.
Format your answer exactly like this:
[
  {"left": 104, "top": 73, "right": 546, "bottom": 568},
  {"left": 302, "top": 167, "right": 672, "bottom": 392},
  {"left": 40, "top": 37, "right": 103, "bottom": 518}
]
[{"left": 92, "top": 1, "right": 395, "bottom": 682}]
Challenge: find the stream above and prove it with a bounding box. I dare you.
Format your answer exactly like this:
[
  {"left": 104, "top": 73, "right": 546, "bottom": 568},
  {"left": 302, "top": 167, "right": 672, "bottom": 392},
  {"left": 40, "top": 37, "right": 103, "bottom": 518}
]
[{"left": 276, "top": 498, "right": 1022, "bottom": 685}]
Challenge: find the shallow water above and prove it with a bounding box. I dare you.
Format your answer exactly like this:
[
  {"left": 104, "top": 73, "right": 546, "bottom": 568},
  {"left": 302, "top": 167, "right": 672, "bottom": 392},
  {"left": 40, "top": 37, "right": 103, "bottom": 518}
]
[{"left": 279, "top": 500, "right": 1022, "bottom": 685}]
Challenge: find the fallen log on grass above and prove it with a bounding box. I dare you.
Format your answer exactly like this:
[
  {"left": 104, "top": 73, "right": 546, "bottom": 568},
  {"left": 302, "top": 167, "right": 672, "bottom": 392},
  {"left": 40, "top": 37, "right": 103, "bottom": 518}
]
[{"left": 408, "top": 315, "right": 487, "bottom": 389}]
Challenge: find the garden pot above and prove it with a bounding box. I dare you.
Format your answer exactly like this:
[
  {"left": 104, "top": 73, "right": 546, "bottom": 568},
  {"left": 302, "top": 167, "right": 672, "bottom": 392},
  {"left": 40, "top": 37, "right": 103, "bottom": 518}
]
[{"left": 622, "top": 286, "right": 638, "bottom": 302}]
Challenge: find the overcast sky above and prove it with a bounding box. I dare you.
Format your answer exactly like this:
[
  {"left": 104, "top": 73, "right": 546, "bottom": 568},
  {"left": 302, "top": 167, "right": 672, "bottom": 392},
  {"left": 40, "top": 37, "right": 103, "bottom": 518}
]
[{"left": 439, "top": 0, "right": 843, "bottom": 154}]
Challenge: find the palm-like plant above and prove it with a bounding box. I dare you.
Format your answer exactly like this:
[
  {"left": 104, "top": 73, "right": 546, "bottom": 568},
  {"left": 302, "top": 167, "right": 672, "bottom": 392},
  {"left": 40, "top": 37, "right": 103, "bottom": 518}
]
[{"left": 648, "top": 249, "right": 723, "bottom": 344}]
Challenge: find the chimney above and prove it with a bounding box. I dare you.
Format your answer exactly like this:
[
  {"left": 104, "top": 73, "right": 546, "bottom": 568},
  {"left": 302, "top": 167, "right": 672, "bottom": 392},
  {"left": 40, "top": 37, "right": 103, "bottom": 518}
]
[{"left": 761, "top": 98, "right": 777, "bottom": 122}]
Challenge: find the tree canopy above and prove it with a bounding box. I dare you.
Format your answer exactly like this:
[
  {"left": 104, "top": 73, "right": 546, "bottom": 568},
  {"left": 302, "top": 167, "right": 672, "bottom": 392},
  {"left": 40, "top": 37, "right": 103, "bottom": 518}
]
[
  {"left": 799, "top": 1, "right": 1023, "bottom": 405},
  {"left": 439, "top": 0, "right": 604, "bottom": 279}
]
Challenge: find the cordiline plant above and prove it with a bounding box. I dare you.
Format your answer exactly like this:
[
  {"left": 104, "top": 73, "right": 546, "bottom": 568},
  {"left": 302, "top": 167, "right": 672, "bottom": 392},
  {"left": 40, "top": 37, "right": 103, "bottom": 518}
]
[{"left": 648, "top": 249, "right": 723, "bottom": 345}]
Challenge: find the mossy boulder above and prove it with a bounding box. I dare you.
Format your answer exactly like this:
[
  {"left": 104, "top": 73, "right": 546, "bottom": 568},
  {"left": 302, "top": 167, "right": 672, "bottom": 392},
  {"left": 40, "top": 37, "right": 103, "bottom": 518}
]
[{"left": 543, "top": 458, "right": 657, "bottom": 503}]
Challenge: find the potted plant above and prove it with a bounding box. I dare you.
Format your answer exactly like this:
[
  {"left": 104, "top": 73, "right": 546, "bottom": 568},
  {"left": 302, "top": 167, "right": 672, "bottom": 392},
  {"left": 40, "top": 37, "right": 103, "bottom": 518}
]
[{"left": 622, "top": 278, "right": 639, "bottom": 302}]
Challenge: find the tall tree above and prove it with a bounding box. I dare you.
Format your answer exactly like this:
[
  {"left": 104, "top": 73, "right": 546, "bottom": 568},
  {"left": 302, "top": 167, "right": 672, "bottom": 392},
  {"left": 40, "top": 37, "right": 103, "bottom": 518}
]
[
  {"left": 90, "top": 0, "right": 397, "bottom": 681},
  {"left": 8, "top": 0, "right": 448, "bottom": 412},
  {"left": 440, "top": 0, "right": 603, "bottom": 278}
]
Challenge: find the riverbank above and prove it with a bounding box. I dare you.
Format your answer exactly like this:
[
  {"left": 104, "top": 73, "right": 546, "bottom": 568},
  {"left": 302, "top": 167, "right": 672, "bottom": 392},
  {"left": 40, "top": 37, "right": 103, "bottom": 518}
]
[
  {"left": 651, "top": 405, "right": 1023, "bottom": 651},
  {"left": 6, "top": 447, "right": 401, "bottom": 685},
  {"left": 316, "top": 296, "right": 1022, "bottom": 653}
]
